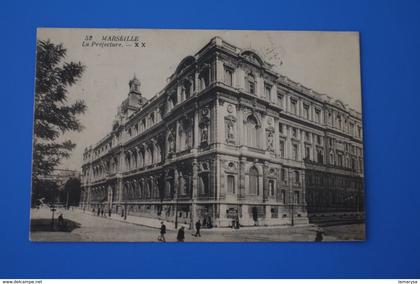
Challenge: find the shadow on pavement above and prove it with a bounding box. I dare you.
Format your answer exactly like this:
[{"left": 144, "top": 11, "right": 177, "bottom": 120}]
[{"left": 30, "top": 218, "right": 81, "bottom": 233}]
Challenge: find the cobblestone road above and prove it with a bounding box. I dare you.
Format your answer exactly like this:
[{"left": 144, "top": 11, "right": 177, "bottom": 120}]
[{"left": 30, "top": 208, "right": 365, "bottom": 242}]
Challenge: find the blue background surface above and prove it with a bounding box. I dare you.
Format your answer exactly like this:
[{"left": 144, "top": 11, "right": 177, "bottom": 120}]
[{"left": 1, "top": 0, "right": 419, "bottom": 279}]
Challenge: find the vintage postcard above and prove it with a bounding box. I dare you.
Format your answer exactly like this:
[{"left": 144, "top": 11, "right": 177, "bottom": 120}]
[{"left": 30, "top": 28, "right": 365, "bottom": 242}]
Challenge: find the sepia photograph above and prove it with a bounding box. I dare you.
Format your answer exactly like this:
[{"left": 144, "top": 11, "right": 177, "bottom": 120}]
[{"left": 30, "top": 28, "right": 365, "bottom": 242}]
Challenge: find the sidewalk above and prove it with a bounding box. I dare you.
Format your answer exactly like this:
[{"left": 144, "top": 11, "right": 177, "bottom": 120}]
[
  {"left": 78, "top": 209, "right": 181, "bottom": 230},
  {"left": 76, "top": 208, "right": 317, "bottom": 232}
]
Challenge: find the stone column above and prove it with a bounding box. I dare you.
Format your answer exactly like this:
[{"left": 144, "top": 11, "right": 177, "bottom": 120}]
[
  {"left": 271, "top": 85, "right": 278, "bottom": 104},
  {"left": 174, "top": 168, "right": 180, "bottom": 227},
  {"left": 216, "top": 54, "right": 224, "bottom": 83},
  {"left": 117, "top": 178, "right": 123, "bottom": 202},
  {"left": 239, "top": 157, "right": 247, "bottom": 198},
  {"left": 236, "top": 68, "right": 245, "bottom": 90},
  {"left": 256, "top": 76, "right": 264, "bottom": 98},
  {"left": 193, "top": 107, "right": 199, "bottom": 149},
  {"left": 191, "top": 158, "right": 198, "bottom": 228},
  {"left": 175, "top": 120, "right": 180, "bottom": 154},
  {"left": 300, "top": 130, "right": 305, "bottom": 161}
]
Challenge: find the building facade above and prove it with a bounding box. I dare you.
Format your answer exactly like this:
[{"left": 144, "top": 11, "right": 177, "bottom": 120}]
[{"left": 80, "top": 37, "right": 364, "bottom": 228}]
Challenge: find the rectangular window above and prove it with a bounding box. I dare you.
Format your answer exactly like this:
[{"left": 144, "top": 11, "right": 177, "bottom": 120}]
[
  {"left": 281, "top": 190, "right": 286, "bottom": 204},
  {"left": 271, "top": 206, "right": 278, "bottom": 218},
  {"left": 317, "top": 135, "right": 321, "bottom": 145},
  {"left": 264, "top": 83, "right": 272, "bottom": 100},
  {"left": 315, "top": 109, "right": 321, "bottom": 123},
  {"left": 277, "top": 93, "right": 283, "bottom": 107},
  {"left": 281, "top": 168, "right": 286, "bottom": 182},
  {"left": 303, "top": 104, "right": 309, "bottom": 119},
  {"left": 305, "top": 146, "right": 310, "bottom": 160},
  {"left": 292, "top": 127, "right": 297, "bottom": 138},
  {"left": 279, "top": 123, "right": 283, "bottom": 134},
  {"left": 337, "top": 153, "right": 343, "bottom": 167},
  {"left": 290, "top": 99, "right": 297, "bottom": 114},
  {"left": 305, "top": 131, "right": 310, "bottom": 141},
  {"left": 268, "top": 180, "right": 275, "bottom": 196},
  {"left": 227, "top": 175, "right": 235, "bottom": 194},
  {"left": 317, "top": 149, "right": 324, "bottom": 163},
  {"left": 294, "top": 171, "right": 300, "bottom": 184},
  {"left": 247, "top": 79, "right": 256, "bottom": 94},
  {"left": 349, "top": 123, "right": 355, "bottom": 135},
  {"left": 294, "top": 191, "right": 300, "bottom": 204},
  {"left": 224, "top": 67, "right": 233, "bottom": 86},
  {"left": 279, "top": 140, "right": 285, "bottom": 158},
  {"left": 293, "top": 144, "right": 299, "bottom": 160}
]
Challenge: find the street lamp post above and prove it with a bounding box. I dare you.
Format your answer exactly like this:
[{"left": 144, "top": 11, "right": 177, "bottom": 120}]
[
  {"left": 124, "top": 201, "right": 127, "bottom": 220},
  {"left": 174, "top": 188, "right": 178, "bottom": 229},
  {"left": 288, "top": 168, "right": 295, "bottom": 227},
  {"left": 65, "top": 190, "right": 69, "bottom": 210},
  {"left": 50, "top": 203, "right": 56, "bottom": 230}
]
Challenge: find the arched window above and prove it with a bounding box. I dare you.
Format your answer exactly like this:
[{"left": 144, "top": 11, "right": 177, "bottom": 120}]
[
  {"left": 146, "top": 180, "right": 151, "bottom": 198},
  {"left": 249, "top": 166, "right": 259, "bottom": 195},
  {"left": 138, "top": 182, "right": 143, "bottom": 199},
  {"left": 150, "top": 113, "right": 155, "bottom": 125},
  {"left": 133, "top": 152, "right": 138, "bottom": 168},
  {"left": 124, "top": 183, "right": 129, "bottom": 201},
  {"left": 246, "top": 116, "right": 258, "bottom": 148},
  {"left": 199, "top": 68, "right": 210, "bottom": 91},
  {"left": 179, "top": 175, "right": 186, "bottom": 196},
  {"left": 199, "top": 174, "right": 209, "bottom": 195},
  {"left": 126, "top": 154, "right": 131, "bottom": 170},
  {"left": 182, "top": 79, "right": 192, "bottom": 99},
  {"left": 155, "top": 144, "right": 161, "bottom": 163}
]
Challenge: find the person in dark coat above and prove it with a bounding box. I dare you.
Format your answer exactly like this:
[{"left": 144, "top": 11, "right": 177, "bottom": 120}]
[
  {"left": 57, "top": 213, "right": 65, "bottom": 231},
  {"left": 158, "top": 222, "right": 166, "bottom": 242},
  {"left": 194, "top": 220, "right": 201, "bottom": 237},
  {"left": 315, "top": 228, "right": 324, "bottom": 242},
  {"left": 177, "top": 226, "right": 185, "bottom": 242}
]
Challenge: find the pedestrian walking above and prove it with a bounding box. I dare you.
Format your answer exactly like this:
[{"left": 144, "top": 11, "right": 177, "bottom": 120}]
[
  {"left": 194, "top": 220, "right": 201, "bottom": 237},
  {"left": 252, "top": 207, "right": 258, "bottom": 226},
  {"left": 315, "top": 228, "right": 324, "bottom": 242},
  {"left": 158, "top": 222, "right": 166, "bottom": 242},
  {"left": 177, "top": 226, "right": 185, "bottom": 242},
  {"left": 57, "top": 213, "right": 66, "bottom": 231}
]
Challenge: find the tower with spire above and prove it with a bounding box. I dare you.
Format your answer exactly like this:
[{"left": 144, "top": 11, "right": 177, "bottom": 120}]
[
  {"left": 117, "top": 74, "right": 148, "bottom": 121},
  {"left": 129, "top": 74, "right": 141, "bottom": 94}
]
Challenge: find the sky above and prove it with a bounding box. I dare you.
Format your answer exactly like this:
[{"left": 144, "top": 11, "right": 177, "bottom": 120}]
[{"left": 36, "top": 28, "right": 362, "bottom": 171}]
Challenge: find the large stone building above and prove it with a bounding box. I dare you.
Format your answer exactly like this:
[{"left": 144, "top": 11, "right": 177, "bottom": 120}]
[{"left": 80, "top": 37, "right": 364, "bottom": 228}]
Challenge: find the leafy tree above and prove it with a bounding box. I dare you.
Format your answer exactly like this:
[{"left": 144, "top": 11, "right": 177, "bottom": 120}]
[
  {"left": 32, "top": 40, "right": 87, "bottom": 184},
  {"left": 31, "top": 179, "right": 59, "bottom": 206},
  {"left": 61, "top": 177, "right": 82, "bottom": 207}
]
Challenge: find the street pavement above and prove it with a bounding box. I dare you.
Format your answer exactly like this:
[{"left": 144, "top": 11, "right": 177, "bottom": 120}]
[{"left": 30, "top": 208, "right": 365, "bottom": 242}]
